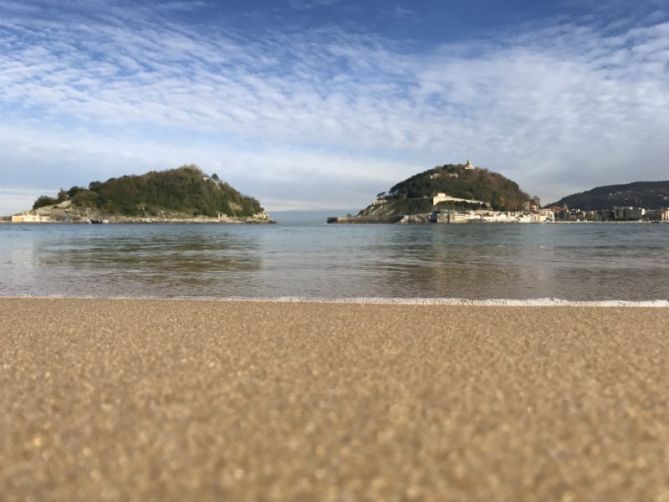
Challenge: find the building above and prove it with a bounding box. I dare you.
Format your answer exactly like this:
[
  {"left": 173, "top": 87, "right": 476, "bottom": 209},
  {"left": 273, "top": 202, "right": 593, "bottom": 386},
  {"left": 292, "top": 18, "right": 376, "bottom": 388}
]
[
  {"left": 11, "top": 212, "right": 48, "bottom": 223},
  {"left": 645, "top": 208, "right": 669, "bottom": 221},
  {"left": 523, "top": 200, "right": 540, "bottom": 211},
  {"left": 613, "top": 207, "right": 645, "bottom": 221},
  {"left": 464, "top": 158, "right": 475, "bottom": 170},
  {"left": 429, "top": 210, "right": 477, "bottom": 223},
  {"left": 537, "top": 209, "right": 554, "bottom": 222}
]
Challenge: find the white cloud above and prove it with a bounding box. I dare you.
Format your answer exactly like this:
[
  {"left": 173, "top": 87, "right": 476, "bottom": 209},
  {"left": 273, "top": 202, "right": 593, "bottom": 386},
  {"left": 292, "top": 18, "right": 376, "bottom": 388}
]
[
  {"left": 290, "top": 0, "right": 339, "bottom": 10},
  {"left": 0, "top": 188, "right": 47, "bottom": 215},
  {"left": 0, "top": 1, "right": 667, "bottom": 214},
  {"left": 0, "top": 123, "right": 420, "bottom": 212}
]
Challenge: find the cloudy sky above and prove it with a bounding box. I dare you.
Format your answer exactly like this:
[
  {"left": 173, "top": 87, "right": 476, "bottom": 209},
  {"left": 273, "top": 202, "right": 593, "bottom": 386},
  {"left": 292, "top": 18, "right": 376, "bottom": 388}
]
[{"left": 1, "top": 0, "right": 668, "bottom": 213}]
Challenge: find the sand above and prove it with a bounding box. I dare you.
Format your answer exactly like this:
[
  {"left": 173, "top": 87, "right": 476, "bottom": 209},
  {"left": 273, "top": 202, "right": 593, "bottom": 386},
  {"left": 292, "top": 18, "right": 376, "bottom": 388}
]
[{"left": 0, "top": 298, "right": 667, "bottom": 501}]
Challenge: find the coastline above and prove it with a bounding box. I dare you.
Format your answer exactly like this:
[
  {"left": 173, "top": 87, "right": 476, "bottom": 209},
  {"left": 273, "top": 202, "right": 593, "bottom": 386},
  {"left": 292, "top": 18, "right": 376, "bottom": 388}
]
[
  {"left": 2, "top": 217, "right": 666, "bottom": 225},
  {"left": 3, "top": 294, "right": 669, "bottom": 307},
  {"left": 0, "top": 217, "right": 275, "bottom": 224},
  {"left": 2, "top": 297, "right": 667, "bottom": 500},
  {"left": 326, "top": 215, "right": 669, "bottom": 225}
]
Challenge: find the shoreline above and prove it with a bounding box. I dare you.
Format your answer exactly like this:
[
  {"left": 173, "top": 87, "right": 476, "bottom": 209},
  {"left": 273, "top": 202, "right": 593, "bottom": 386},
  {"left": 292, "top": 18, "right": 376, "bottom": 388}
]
[
  {"left": 3, "top": 218, "right": 667, "bottom": 225},
  {"left": 2, "top": 298, "right": 667, "bottom": 499},
  {"left": 0, "top": 218, "right": 275, "bottom": 224},
  {"left": 2, "top": 294, "right": 669, "bottom": 307},
  {"left": 327, "top": 217, "right": 668, "bottom": 225}
]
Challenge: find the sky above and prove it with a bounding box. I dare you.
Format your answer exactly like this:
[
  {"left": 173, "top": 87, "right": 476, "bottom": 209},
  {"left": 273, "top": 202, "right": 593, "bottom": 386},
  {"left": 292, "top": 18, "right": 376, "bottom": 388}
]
[{"left": 0, "top": 0, "right": 668, "bottom": 214}]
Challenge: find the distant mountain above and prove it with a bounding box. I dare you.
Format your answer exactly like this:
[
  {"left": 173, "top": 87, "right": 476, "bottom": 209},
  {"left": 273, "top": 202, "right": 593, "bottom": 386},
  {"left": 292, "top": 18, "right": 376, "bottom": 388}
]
[
  {"left": 358, "top": 162, "right": 532, "bottom": 217},
  {"left": 549, "top": 181, "right": 669, "bottom": 210},
  {"left": 30, "top": 165, "right": 270, "bottom": 222}
]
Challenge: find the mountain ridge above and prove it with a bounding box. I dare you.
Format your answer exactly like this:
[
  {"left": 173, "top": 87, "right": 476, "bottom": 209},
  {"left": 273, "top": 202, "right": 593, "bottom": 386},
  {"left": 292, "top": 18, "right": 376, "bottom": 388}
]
[{"left": 549, "top": 180, "right": 669, "bottom": 210}]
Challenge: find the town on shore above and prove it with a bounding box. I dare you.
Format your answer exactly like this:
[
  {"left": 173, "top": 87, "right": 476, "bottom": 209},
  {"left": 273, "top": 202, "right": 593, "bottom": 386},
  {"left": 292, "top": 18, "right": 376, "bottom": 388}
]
[
  {"left": 328, "top": 195, "right": 669, "bottom": 225},
  {"left": 328, "top": 159, "right": 669, "bottom": 225}
]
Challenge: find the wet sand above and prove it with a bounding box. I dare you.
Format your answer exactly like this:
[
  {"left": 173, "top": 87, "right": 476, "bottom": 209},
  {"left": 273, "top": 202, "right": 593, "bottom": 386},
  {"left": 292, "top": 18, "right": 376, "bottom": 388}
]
[{"left": 1, "top": 298, "right": 667, "bottom": 500}]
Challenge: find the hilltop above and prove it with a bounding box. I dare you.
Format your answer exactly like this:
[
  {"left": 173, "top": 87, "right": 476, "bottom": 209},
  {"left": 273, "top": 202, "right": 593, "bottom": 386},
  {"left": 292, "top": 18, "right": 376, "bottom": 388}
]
[
  {"left": 357, "top": 161, "right": 532, "bottom": 217},
  {"left": 549, "top": 181, "right": 669, "bottom": 210},
  {"left": 24, "top": 165, "right": 271, "bottom": 223}
]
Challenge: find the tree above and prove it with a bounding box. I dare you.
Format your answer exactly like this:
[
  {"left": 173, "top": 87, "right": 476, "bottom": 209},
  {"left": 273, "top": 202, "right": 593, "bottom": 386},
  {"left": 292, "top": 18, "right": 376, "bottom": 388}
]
[
  {"left": 33, "top": 196, "right": 58, "bottom": 209},
  {"left": 67, "top": 186, "right": 82, "bottom": 198}
]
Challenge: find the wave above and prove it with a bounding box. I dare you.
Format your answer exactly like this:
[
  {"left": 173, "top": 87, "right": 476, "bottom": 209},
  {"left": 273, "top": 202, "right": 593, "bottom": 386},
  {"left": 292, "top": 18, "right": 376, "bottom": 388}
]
[{"left": 2, "top": 294, "right": 668, "bottom": 307}]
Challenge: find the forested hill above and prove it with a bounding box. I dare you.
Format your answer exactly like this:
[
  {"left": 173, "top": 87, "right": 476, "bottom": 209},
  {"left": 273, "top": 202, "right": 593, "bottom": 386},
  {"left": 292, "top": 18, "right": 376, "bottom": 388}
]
[
  {"left": 549, "top": 181, "right": 669, "bottom": 210},
  {"left": 359, "top": 163, "right": 532, "bottom": 216},
  {"left": 32, "top": 165, "right": 264, "bottom": 218}
]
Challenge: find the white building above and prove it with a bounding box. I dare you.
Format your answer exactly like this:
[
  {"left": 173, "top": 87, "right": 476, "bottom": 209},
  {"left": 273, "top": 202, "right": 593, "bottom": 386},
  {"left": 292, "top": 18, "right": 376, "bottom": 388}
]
[
  {"left": 645, "top": 208, "right": 669, "bottom": 221},
  {"left": 11, "top": 212, "right": 48, "bottom": 223}
]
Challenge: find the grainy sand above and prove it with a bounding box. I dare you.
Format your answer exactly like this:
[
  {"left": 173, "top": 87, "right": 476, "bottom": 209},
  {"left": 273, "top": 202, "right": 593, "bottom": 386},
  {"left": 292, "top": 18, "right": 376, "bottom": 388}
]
[{"left": 0, "top": 298, "right": 667, "bottom": 501}]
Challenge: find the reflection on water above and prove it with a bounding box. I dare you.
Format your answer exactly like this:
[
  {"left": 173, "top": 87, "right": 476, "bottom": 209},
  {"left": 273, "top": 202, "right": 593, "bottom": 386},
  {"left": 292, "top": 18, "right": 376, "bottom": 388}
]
[
  {"left": 1, "top": 222, "right": 668, "bottom": 300},
  {"left": 26, "top": 226, "right": 264, "bottom": 297}
]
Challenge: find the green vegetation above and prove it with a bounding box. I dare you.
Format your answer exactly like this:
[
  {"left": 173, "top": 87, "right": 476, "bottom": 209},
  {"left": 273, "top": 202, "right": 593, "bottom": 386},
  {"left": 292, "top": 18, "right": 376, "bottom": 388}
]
[
  {"left": 33, "top": 196, "right": 59, "bottom": 209},
  {"left": 33, "top": 165, "right": 263, "bottom": 218},
  {"left": 549, "top": 181, "right": 669, "bottom": 210},
  {"left": 359, "top": 163, "right": 531, "bottom": 216}
]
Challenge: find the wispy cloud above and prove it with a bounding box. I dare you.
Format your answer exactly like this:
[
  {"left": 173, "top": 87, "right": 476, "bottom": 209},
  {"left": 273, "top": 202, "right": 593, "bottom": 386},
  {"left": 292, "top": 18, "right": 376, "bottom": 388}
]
[
  {"left": 290, "top": 0, "right": 340, "bottom": 10},
  {"left": 0, "top": 0, "right": 667, "bottom": 212},
  {"left": 389, "top": 5, "right": 418, "bottom": 21}
]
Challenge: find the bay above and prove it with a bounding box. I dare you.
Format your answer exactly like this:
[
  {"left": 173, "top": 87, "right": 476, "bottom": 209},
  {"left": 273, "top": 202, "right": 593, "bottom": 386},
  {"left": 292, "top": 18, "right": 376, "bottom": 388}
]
[{"left": 1, "top": 216, "right": 668, "bottom": 301}]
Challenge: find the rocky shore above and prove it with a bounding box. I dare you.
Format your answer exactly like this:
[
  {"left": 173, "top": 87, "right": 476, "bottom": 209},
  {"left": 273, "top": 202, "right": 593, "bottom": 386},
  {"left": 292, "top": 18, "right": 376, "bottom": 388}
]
[{"left": 6, "top": 201, "right": 274, "bottom": 224}]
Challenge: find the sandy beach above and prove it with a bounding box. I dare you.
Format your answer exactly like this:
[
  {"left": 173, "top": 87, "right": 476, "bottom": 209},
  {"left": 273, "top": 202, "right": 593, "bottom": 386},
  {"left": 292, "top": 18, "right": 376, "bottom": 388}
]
[{"left": 0, "top": 298, "right": 667, "bottom": 500}]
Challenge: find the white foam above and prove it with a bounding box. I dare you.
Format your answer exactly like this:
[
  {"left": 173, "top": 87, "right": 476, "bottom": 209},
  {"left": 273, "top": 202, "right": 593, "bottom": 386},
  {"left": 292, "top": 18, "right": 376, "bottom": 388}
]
[{"left": 2, "top": 294, "right": 668, "bottom": 307}]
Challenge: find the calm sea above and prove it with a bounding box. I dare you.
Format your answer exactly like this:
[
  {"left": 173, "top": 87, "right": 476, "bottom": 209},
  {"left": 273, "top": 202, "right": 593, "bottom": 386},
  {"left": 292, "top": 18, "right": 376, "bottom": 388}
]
[{"left": 1, "top": 213, "right": 668, "bottom": 301}]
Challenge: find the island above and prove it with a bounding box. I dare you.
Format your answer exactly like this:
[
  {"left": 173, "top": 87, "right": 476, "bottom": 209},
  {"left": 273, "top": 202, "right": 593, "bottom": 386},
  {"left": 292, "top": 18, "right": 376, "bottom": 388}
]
[
  {"left": 328, "top": 159, "right": 549, "bottom": 224},
  {"left": 8, "top": 165, "right": 273, "bottom": 224}
]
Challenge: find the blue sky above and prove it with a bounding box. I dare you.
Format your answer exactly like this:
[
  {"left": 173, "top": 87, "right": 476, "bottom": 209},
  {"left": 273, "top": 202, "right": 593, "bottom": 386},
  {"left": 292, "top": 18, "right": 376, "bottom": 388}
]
[{"left": 1, "top": 0, "right": 668, "bottom": 213}]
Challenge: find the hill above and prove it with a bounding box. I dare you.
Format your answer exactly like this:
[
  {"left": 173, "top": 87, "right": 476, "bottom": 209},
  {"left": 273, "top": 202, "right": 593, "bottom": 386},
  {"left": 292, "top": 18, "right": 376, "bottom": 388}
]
[
  {"left": 29, "top": 165, "right": 270, "bottom": 222},
  {"left": 358, "top": 162, "right": 532, "bottom": 217},
  {"left": 549, "top": 181, "right": 669, "bottom": 210}
]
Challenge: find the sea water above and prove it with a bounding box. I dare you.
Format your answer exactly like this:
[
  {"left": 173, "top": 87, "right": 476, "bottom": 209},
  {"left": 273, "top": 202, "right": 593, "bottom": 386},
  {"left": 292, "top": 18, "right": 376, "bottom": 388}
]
[{"left": 1, "top": 215, "right": 668, "bottom": 301}]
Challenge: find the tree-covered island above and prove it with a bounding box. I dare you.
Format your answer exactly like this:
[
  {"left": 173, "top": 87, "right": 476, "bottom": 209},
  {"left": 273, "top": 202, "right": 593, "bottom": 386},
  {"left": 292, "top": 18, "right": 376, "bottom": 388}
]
[
  {"left": 329, "top": 160, "right": 543, "bottom": 224},
  {"left": 22, "top": 165, "right": 271, "bottom": 223}
]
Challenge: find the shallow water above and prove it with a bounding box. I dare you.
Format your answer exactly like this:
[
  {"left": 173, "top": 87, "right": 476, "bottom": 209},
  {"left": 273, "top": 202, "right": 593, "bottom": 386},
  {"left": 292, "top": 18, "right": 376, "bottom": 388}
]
[{"left": 1, "top": 218, "right": 668, "bottom": 301}]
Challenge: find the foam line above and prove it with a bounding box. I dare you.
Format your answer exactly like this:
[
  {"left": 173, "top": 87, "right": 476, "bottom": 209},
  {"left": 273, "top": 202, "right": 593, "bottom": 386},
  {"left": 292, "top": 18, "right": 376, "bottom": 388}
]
[{"left": 1, "top": 295, "right": 668, "bottom": 307}]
